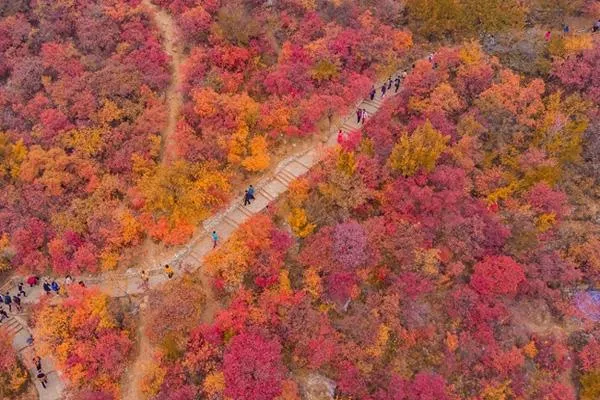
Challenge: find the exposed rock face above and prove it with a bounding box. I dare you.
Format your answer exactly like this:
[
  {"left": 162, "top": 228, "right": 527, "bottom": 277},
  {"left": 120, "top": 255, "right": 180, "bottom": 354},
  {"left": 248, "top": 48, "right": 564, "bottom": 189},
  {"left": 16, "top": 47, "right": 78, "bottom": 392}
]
[{"left": 299, "top": 373, "right": 336, "bottom": 400}]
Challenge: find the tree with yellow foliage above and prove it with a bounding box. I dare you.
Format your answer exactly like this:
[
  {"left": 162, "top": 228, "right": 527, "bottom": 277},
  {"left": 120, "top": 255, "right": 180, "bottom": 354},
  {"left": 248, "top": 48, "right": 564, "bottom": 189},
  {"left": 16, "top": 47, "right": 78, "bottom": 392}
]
[
  {"left": 136, "top": 160, "right": 231, "bottom": 230},
  {"left": 0, "top": 134, "right": 27, "bottom": 181},
  {"left": 388, "top": 121, "right": 449, "bottom": 176},
  {"left": 242, "top": 136, "right": 270, "bottom": 172},
  {"left": 288, "top": 207, "right": 316, "bottom": 238}
]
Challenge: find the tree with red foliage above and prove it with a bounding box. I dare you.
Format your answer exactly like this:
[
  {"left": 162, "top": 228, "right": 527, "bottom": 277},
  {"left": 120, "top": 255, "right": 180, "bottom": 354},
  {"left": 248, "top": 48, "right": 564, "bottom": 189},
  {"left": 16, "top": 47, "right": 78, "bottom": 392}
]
[
  {"left": 407, "top": 372, "right": 449, "bottom": 400},
  {"left": 552, "top": 42, "right": 600, "bottom": 103},
  {"left": 222, "top": 332, "right": 285, "bottom": 400},
  {"left": 332, "top": 220, "right": 368, "bottom": 270},
  {"left": 470, "top": 255, "right": 525, "bottom": 297}
]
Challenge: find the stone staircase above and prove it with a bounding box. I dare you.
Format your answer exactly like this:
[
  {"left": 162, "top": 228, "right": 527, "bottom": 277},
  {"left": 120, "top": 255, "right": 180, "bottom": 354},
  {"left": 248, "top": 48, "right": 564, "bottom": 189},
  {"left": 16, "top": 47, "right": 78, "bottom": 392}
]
[{"left": 0, "top": 67, "right": 407, "bottom": 397}]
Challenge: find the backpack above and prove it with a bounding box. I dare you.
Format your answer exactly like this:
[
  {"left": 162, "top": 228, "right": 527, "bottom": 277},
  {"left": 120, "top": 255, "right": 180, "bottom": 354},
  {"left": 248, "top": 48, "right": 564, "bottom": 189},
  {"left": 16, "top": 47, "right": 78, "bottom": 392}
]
[{"left": 51, "top": 282, "right": 59, "bottom": 291}]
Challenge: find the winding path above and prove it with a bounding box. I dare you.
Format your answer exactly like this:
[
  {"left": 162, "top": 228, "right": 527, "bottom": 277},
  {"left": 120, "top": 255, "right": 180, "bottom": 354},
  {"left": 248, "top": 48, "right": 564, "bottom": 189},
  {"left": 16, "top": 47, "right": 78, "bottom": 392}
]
[
  {"left": 0, "top": 2, "right": 407, "bottom": 396},
  {"left": 142, "top": 0, "right": 184, "bottom": 162}
]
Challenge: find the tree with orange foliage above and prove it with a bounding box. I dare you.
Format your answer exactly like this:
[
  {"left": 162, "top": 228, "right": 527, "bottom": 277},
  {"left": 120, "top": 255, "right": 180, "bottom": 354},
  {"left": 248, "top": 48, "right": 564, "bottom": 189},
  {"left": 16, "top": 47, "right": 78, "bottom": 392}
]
[{"left": 33, "top": 287, "right": 133, "bottom": 397}]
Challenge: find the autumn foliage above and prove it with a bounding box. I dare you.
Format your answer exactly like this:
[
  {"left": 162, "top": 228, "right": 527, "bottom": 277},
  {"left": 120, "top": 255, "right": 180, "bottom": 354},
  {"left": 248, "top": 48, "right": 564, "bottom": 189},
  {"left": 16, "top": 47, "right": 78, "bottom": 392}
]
[
  {"left": 0, "top": 0, "right": 413, "bottom": 275},
  {"left": 32, "top": 287, "right": 133, "bottom": 398},
  {"left": 140, "top": 42, "right": 600, "bottom": 399},
  {"left": 0, "top": 330, "right": 28, "bottom": 398}
]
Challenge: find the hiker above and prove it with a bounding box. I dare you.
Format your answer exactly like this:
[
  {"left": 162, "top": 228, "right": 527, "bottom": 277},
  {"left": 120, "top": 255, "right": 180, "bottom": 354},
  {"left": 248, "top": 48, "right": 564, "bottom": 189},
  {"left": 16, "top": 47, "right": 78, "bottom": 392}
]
[
  {"left": 356, "top": 108, "right": 362, "bottom": 123},
  {"left": 33, "top": 356, "right": 42, "bottom": 372},
  {"left": 401, "top": 70, "right": 408, "bottom": 79},
  {"left": 17, "top": 283, "right": 26, "bottom": 297},
  {"left": 12, "top": 295, "right": 22, "bottom": 312},
  {"left": 545, "top": 30, "right": 551, "bottom": 41},
  {"left": 140, "top": 270, "right": 149, "bottom": 289},
  {"left": 243, "top": 190, "right": 251, "bottom": 206},
  {"left": 211, "top": 231, "right": 219, "bottom": 248},
  {"left": 369, "top": 86, "right": 376, "bottom": 101},
  {"left": 3, "top": 292, "right": 11, "bottom": 312},
  {"left": 387, "top": 77, "right": 393, "bottom": 90},
  {"left": 65, "top": 275, "right": 73, "bottom": 285},
  {"left": 26, "top": 275, "right": 39, "bottom": 287},
  {"left": 428, "top": 53, "right": 434, "bottom": 63},
  {"left": 164, "top": 264, "right": 174, "bottom": 279},
  {"left": 248, "top": 185, "right": 255, "bottom": 201},
  {"left": 50, "top": 280, "right": 60, "bottom": 294},
  {"left": 337, "top": 129, "right": 344, "bottom": 144},
  {"left": 562, "top": 24, "right": 569, "bottom": 34},
  {"left": 394, "top": 76, "right": 401, "bottom": 92},
  {"left": 0, "top": 307, "right": 8, "bottom": 322},
  {"left": 42, "top": 281, "right": 51, "bottom": 295},
  {"left": 594, "top": 20, "right": 600, "bottom": 33},
  {"left": 381, "top": 83, "right": 387, "bottom": 98},
  {"left": 37, "top": 371, "right": 48, "bottom": 389},
  {"left": 361, "top": 108, "right": 368, "bottom": 124}
]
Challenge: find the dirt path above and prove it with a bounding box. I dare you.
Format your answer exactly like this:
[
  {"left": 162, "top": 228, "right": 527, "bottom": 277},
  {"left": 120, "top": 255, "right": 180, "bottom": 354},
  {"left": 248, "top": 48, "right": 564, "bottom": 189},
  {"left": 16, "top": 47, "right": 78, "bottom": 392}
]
[
  {"left": 123, "top": 299, "right": 151, "bottom": 400},
  {"left": 143, "top": 0, "right": 183, "bottom": 163},
  {"left": 121, "top": 3, "right": 184, "bottom": 398}
]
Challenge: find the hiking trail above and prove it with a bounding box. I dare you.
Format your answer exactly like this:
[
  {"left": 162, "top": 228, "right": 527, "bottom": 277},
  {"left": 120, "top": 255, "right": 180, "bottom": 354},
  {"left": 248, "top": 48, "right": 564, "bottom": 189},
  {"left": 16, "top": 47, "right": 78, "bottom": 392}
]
[
  {"left": 0, "top": 3, "right": 407, "bottom": 396},
  {"left": 143, "top": 0, "right": 184, "bottom": 162}
]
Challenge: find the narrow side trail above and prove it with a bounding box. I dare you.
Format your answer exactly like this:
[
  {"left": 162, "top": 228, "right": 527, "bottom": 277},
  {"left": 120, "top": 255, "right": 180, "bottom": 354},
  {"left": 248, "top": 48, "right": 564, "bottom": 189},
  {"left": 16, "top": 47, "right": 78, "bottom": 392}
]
[
  {"left": 123, "top": 3, "right": 183, "bottom": 398},
  {"left": 123, "top": 300, "right": 151, "bottom": 400},
  {"left": 142, "top": 0, "right": 184, "bottom": 162}
]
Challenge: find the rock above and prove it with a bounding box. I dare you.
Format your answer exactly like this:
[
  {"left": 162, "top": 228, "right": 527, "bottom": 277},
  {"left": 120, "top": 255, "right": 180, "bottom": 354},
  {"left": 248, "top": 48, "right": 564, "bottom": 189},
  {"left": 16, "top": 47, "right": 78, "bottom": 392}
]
[{"left": 298, "top": 373, "right": 336, "bottom": 400}]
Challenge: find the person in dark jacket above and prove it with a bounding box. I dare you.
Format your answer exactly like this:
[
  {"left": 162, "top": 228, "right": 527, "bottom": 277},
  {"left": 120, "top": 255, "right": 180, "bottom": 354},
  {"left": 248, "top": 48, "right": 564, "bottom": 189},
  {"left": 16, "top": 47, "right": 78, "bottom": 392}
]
[
  {"left": 12, "top": 295, "right": 22, "bottom": 312},
  {"left": 369, "top": 86, "right": 376, "bottom": 100},
  {"left": 43, "top": 281, "right": 51, "bottom": 295},
  {"left": 37, "top": 371, "right": 48, "bottom": 389},
  {"left": 3, "top": 292, "right": 11, "bottom": 312},
  {"left": 33, "top": 356, "right": 42, "bottom": 372},
  {"left": 0, "top": 307, "right": 8, "bottom": 322}
]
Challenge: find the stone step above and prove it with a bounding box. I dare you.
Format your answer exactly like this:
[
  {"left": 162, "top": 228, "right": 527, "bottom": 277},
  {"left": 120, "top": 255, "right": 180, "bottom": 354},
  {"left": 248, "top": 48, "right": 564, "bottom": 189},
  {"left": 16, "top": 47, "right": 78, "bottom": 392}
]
[
  {"left": 227, "top": 207, "right": 248, "bottom": 225},
  {"left": 237, "top": 205, "right": 253, "bottom": 217},
  {"left": 287, "top": 160, "right": 310, "bottom": 175},
  {"left": 341, "top": 123, "right": 357, "bottom": 132},
  {"left": 361, "top": 102, "right": 379, "bottom": 114},
  {"left": 2, "top": 317, "right": 23, "bottom": 335},
  {"left": 258, "top": 188, "right": 275, "bottom": 202},
  {"left": 186, "top": 252, "right": 201, "bottom": 263},
  {"left": 295, "top": 154, "right": 314, "bottom": 169},
  {"left": 274, "top": 173, "right": 292, "bottom": 186},
  {"left": 280, "top": 169, "right": 297, "bottom": 182},
  {"left": 222, "top": 215, "right": 239, "bottom": 229}
]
